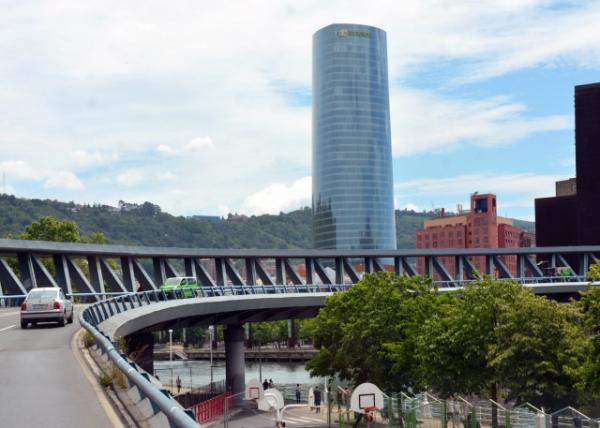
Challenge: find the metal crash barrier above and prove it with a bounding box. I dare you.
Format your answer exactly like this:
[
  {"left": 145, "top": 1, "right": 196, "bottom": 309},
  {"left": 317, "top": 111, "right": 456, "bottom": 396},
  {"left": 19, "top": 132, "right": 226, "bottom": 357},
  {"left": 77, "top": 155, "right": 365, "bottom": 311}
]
[{"left": 78, "top": 307, "right": 201, "bottom": 428}]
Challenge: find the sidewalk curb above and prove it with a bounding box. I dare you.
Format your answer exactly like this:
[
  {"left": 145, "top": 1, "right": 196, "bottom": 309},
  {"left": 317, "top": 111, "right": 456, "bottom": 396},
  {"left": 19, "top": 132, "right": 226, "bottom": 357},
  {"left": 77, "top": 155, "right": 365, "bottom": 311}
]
[{"left": 72, "top": 328, "right": 138, "bottom": 428}]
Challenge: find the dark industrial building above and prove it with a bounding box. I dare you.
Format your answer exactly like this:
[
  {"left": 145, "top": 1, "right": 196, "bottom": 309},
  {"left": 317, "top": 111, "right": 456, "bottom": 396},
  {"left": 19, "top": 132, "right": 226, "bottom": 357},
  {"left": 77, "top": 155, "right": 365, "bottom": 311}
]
[{"left": 535, "top": 82, "right": 600, "bottom": 249}]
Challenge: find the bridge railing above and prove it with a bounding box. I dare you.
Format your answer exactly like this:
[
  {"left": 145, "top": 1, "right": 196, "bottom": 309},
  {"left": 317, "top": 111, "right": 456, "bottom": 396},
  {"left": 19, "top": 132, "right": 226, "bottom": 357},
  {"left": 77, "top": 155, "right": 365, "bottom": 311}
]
[
  {"left": 79, "top": 303, "right": 201, "bottom": 427},
  {"left": 1, "top": 238, "right": 598, "bottom": 301}
]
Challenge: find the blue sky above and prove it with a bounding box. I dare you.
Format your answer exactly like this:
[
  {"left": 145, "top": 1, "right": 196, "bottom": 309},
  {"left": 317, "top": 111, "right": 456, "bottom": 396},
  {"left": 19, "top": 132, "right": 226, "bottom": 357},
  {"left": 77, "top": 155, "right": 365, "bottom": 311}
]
[{"left": 1, "top": 1, "right": 600, "bottom": 221}]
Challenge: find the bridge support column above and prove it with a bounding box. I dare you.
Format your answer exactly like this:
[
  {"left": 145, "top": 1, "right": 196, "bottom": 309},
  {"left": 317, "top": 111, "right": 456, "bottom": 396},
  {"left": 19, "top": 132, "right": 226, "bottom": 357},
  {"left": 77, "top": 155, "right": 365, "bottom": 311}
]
[
  {"left": 287, "top": 319, "right": 297, "bottom": 348},
  {"left": 125, "top": 332, "right": 155, "bottom": 375},
  {"left": 225, "top": 324, "right": 245, "bottom": 403}
]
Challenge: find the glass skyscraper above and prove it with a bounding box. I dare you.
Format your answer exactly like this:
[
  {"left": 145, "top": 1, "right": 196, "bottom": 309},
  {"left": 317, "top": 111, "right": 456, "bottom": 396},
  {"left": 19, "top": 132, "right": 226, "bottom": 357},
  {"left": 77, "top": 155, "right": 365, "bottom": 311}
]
[{"left": 312, "top": 23, "right": 397, "bottom": 250}]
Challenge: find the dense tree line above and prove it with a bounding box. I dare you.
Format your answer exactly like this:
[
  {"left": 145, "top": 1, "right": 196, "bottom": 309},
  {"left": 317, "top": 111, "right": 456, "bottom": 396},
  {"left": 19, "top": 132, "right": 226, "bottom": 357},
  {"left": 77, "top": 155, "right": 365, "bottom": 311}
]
[
  {"left": 306, "top": 271, "right": 600, "bottom": 415},
  {"left": 0, "top": 194, "right": 534, "bottom": 249}
]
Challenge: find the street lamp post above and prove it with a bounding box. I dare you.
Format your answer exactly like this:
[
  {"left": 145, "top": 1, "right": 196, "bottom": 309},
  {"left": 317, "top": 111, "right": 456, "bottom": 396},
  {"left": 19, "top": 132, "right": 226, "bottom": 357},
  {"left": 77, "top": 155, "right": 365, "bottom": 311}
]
[
  {"left": 168, "top": 329, "right": 173, "bottom": 393},
  {"left": 208, "top": 325, "right": 214, "bottom": 389}
]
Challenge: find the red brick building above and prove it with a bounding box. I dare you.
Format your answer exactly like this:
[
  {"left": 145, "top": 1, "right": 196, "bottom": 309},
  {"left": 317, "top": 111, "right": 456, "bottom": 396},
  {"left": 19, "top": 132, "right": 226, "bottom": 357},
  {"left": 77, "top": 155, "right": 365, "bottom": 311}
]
[{"left": 416, "top": 193, "right": 535, "bottom": 278}]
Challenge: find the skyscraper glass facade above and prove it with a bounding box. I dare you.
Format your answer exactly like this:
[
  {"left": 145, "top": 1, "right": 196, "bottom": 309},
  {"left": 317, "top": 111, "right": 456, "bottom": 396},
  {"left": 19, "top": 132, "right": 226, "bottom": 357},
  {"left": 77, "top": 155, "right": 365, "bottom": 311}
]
[{"left": 312, "top": 23, "right": 396, "bottom": 250}]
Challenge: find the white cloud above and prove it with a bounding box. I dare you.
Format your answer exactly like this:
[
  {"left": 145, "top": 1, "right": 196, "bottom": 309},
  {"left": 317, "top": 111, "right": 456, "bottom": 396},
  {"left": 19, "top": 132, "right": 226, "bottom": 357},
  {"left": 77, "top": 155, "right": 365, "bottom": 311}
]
[
  {"left": 70, "top": 149, "right": 118, "bottom": 168},
  {"left": 0, "top": 160, "right": 41, "bottom": 181},
  {"left": 156, "top": 144, "right": 178, "bottom": 155},
  {"left": 391, "top": 89, "right": 571, "bottom": 156},
  {"left": 402, "top": 203, "right": 421, "bottom": 212},
  {"left": 158, "top": 171, "right": 176, "bottom": 181},
  {"left": 396, "top": 173, "right": 561, "bottom": 198},
  {"left": 44, "top": 171, "right": 84, "bottom": 190},
  {"left": 116, "top": 169, "right": 146, "bottom": 187},
  {"left": 243, "top": 176, "right": 311, "bottom": 215},
  {"left": 0, "top": 1, "right": 598, "bottom": 216},
  {"left": 184, "top": 136, "right": 214, "bottom": 152}
]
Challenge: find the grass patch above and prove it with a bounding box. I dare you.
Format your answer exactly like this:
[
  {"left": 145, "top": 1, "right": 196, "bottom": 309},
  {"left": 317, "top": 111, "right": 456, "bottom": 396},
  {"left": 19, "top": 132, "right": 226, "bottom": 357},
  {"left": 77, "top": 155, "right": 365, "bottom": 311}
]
[{"left": 82, "top": 331, "right": 95, "bottom": 348}]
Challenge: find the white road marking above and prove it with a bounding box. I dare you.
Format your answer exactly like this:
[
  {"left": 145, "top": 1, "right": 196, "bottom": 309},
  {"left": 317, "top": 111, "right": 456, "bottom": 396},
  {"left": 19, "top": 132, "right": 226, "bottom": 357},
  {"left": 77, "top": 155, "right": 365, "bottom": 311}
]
[{"left": 0, "top": 324, "right": 16, "bottom": 332}]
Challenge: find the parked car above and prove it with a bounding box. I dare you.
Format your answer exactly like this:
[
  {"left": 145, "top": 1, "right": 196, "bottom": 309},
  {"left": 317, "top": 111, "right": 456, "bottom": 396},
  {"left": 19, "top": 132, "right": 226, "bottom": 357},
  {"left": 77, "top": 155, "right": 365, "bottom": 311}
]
[
  {"left": 20, "top": 287, "right": 74, "bottom": 328},
  {"left": 159, "top": 276, "right": 199, "bottom": 298}
]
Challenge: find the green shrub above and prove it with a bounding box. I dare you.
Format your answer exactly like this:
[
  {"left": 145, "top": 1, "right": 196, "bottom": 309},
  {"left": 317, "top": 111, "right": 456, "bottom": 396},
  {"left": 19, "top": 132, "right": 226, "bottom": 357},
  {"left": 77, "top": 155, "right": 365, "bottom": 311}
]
[{"left": 83, "top": 331, "right": 95, "bottom": 348}]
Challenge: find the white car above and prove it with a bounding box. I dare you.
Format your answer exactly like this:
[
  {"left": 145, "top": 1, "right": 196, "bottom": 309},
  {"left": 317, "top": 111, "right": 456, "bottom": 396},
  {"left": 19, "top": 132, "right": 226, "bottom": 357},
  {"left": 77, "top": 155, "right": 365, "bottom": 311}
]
[{"left": 20, "top": 287, "right": 74, "bottom": 328}]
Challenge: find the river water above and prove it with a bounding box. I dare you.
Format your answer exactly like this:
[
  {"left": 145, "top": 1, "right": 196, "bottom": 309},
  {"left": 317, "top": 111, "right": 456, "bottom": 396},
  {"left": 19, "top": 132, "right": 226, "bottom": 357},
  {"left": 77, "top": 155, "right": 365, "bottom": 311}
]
[{"left": 154, "top": 359, "right": 324, "bottom": 390}]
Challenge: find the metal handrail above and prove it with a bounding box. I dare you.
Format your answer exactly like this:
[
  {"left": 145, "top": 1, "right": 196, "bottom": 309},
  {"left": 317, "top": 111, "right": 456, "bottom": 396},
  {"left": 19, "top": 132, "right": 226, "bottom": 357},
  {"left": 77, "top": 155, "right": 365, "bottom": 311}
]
[
  {"left": 78, "top": 310, "right": 201, "bottom": 428},
  {"left": 0, "top": 276, "right": 593, "bottom": 304}
]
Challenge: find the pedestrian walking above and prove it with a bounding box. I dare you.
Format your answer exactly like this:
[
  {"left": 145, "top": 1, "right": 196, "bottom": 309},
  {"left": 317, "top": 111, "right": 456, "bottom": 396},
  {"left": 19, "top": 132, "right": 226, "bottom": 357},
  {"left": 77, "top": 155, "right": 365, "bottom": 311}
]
[
  {"left": 176, "top": 376, "right": 182, "bottom": 394},
  {"left": 269, "top": 378, "right": 274, "bottom": 388},
  {"left": 314, "top": 386, "right": 322, "bottom": 414},
  {"left": 295, "top": 384, "right": 301, "bottom": 404},
  {"left": 263, "top": 379, "right": 269, "bottom": 390}
]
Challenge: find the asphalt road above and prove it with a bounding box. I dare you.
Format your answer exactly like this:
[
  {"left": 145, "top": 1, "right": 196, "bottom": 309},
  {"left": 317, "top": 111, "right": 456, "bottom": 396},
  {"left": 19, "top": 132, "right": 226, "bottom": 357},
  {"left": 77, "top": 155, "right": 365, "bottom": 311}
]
[{"left": 0, "top": 307, "right": 115, "bottom": 428}]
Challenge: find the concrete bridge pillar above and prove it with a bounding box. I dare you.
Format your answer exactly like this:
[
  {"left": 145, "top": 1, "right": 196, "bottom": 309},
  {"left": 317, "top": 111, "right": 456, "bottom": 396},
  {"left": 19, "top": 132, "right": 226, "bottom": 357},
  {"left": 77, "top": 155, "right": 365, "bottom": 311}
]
[
  {"left": 125, "top": 332, "right": 155, "bottom": 375},
  {"left": 224, "top": 324, "right": 245, "bottom": 403}
]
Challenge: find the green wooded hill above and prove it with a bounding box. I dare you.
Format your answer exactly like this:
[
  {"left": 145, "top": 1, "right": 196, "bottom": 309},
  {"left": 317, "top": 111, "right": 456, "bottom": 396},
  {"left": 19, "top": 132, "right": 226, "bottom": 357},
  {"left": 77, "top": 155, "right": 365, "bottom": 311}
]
[{"left": 0, "top": 194, "right": 534, "bottom": 249}]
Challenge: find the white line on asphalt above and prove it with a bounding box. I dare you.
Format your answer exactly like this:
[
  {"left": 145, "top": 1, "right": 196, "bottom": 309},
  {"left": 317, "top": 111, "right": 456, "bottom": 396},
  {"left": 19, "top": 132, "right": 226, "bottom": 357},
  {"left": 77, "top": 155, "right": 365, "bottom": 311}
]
[{"left": 0, "top": 324, "right": 15, "bottom": 332}]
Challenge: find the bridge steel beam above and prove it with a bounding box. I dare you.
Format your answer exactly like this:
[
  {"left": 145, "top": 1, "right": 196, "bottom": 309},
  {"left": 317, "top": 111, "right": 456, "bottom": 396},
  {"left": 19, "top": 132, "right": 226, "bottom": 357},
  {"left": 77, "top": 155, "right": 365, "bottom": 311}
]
[
  {"left": 255, "top": 259, "right": 274, "bottom": 286},
  {"left": 87, "top": 256, "right": 106, "bottom": 295},
  {"left": 313, "top": 259, "right": 332, "bottom": 285},
  {"left": 183, "top": 258, "right": 196, "bottom": 279},
  {"left": 245, "top": 259, "right": 257, "bottom": 286},
  {"left": 66, "top": 256, "right": 98, "bottom": 299},
  {"left": 0, "top": 257, "right": 26, "bottom": 295},
  {"left": 54, "top": 254, "right": 73, "bottom": 295},
  {"left": 193, "top": 260, "right": 216, "bottom": 287},
  {"left": 454, "top": 256, "right": 464, "bottom": 282},
  {"left": 100, "top": 258, "right": 127, "bottom": 293},
  {"left": 284, "top": 259, "right": 304, "bottom": 285},
  {"left": 492, "top": 256, "right": 513, "bottom": 279},
  {"left": 163, "top": 260, "right": 179, "bottom": 278},
  {"left": 3, "top": 239, "right": 600, "bottom": 295},
  {"left": 304, "top": 258, "right": 314, "bottom": 285},
  {"left": 524, "top": 256, "right": 544, "bottom": 277},
  {"left": 343, "top": 258, "right": 360, "bottom": 283},
  {"left": 225, "top": 259, "right": 245, "bottom": 286},
  {"left": 214, "top": 258, "right": 226, "bottom": 286},
  {"left": 432, "top": 257, "right": 453, "bottom": 283},
  {"left": 17, "top": 253, "right": 37, "bottom": 290},
  {"left": 152, "top": 258, "right": 167, "bottom": 287},
  {"left": 424, "top": 257, "right": 433, "bottom": 278},
  {"left": 579, "top": 254, "right": 590, "bottom": 277},
  {"left": 120, "top": 257, "right": 136, "bottom": 292},
  {"left": 132, "top": 258, "right": 157, "bottom": 291},
  {"left": 401, "top": 257, "right": 418, "bottom": 276},
  {"left": 31, "top": 256, "right": 58, "bottom": 288}
]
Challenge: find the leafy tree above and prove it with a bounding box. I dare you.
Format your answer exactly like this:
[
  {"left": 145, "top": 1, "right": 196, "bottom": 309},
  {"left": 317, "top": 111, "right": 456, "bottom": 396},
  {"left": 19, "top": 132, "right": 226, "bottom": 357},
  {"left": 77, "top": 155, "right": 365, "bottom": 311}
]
[
  {"left": 5, "top": 216, "right": 108, "bottom": 280},
  {"left": 249, "top": 321, "right": 289, "bottom": 347},
  {"left": 577, "top": 266, "right": 600, "bottom": 397},
  {"left": 7, "top": 215, "right": 107, "bottom": 244},
  {"left": 418, "top": 277, "right": 586, "bottom": 422},
  {"left": 306, "top": 272, "right": 438, "bottom": 391}
]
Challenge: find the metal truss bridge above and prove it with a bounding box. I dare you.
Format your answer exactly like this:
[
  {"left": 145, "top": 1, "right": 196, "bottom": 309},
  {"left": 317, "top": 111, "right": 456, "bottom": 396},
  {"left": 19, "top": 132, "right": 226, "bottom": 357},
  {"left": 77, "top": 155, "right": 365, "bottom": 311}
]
[{"left": 0, "top": 238, "right": 598, "bottom": 299}]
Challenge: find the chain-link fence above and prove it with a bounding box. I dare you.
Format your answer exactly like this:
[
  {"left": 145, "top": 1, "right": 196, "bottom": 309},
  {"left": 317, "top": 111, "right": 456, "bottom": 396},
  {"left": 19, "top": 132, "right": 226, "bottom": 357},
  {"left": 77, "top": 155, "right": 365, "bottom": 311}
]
[{"left": 330, "top": 392, "right": 600, "bottom": 428}]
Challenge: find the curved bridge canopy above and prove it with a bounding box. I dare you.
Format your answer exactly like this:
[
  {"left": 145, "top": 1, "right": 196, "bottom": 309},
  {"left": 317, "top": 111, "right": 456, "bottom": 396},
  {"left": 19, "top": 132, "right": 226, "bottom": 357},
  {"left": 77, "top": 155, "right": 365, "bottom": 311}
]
[{"left": 98, "top": 293, "right": 329, "bottom": 341}]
